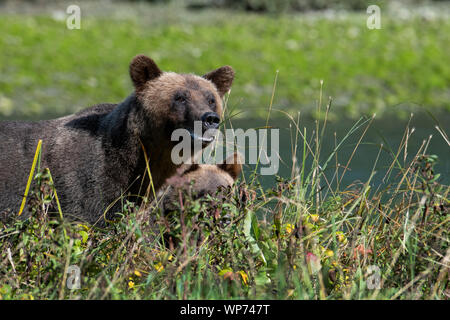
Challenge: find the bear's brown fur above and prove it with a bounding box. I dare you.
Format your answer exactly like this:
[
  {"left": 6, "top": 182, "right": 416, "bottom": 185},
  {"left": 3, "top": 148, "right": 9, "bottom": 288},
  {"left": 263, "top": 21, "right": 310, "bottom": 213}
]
[
  {"left": 156, "top": 152, "right": 242, "bottom": 249},
  {"left": 0, "top": 55, "right": 234, "bottom": 225},
  {"left": 160, "top": 152, "right": 242, "bottom": 214}
]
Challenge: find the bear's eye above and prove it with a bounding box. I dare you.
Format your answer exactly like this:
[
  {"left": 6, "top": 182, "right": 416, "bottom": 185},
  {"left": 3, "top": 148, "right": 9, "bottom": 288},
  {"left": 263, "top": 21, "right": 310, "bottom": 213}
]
[
  {"left": 174, "top": 93, "right": 188, "bottom": 105},
  {"left": 175, "top": 95, "right": 187, "bottom": 104},
  {"left": 208, "top": 96, "right": 216, "bottom": 106}
]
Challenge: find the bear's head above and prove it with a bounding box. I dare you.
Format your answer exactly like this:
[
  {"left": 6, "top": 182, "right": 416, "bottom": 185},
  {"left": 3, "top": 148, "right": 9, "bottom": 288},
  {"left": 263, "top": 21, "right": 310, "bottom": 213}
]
[
  {"left": 161, "top": 152, "right": 242, "bottom": 213},
  {"left": 155, "top": 152, "right": 242, "bottom": 249},
  {"left": 129, "top": 54, "right": 234, "bottom": 146}
]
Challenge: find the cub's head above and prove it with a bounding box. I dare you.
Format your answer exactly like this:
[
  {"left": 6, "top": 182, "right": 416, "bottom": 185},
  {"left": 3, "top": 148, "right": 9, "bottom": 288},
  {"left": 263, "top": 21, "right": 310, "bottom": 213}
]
[
  {"left": 157, "top": 152, "right": 241, "bottom": 249},
  {"left": 129, "top": 54, "right": 234, "bottom": 146},
  {"left": 161, "top": 152, "right": 242, "bottom": 213}
]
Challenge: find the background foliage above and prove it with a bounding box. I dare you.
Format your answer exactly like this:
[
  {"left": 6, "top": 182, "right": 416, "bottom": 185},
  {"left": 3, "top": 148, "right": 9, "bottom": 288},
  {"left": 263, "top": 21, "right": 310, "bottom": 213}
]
[{"left": 0, "top": 0, "right": 449, "bottom": 119}]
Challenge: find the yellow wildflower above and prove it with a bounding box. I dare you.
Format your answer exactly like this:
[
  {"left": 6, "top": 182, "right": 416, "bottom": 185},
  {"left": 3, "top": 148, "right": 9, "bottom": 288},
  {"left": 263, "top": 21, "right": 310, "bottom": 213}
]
[
  {"left": 336, "top": 231, "right": 347, "bottom": 243},
  {"left": 238, "top": 270, "right": 249, "bottom": 285},
  {"left": 285, "top": 223, "right": 294, "bottom": 234},
  {"left": 287, "top": 289, "right": 294, "bottom": 298},
  {"left": 154, "top": 262, "right": 164, "bottom": 272},
  {"left": 325, "top": 249, "right": 334, "bottom": 258},
  {"left": 78, "top": 224, "right": 90, "bottom": 231}
]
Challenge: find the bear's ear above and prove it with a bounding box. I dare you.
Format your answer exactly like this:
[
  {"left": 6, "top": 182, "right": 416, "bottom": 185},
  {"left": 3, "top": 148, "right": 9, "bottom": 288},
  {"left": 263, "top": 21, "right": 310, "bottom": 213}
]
[
  {"left": 129, "top": 55, "right": 162, "bottom": 90},
  {"left": 203, "top": 66, "right": 235, "bottom": 97},
  {"left": 219, "top": 152, "right": 242, "bottom": 180}
]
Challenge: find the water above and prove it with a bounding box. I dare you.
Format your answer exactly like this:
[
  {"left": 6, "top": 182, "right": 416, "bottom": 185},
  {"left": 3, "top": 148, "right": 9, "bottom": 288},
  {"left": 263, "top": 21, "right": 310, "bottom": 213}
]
[
  {"left": 229, "top": 112, "right": 449, "bottom": 190},
  {"left": 1, "top": 112, "right": 448, "bottom": 190}
]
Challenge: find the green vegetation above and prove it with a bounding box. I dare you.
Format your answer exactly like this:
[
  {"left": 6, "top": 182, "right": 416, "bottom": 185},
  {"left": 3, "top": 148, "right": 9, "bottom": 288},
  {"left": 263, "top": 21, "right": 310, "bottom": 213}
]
[
  {"left": 1, "top": 103, "right": 448, "bottom": 299},
  {"left": 0, "top": 2, "right": 449, "bottom": 120}
]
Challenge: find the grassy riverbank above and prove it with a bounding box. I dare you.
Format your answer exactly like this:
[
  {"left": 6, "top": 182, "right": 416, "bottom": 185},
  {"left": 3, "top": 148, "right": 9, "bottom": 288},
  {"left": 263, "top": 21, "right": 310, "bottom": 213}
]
[
  {"left": 0, "top": 1, "right": 449, "bottom": 120},
  {"left": 1, "top": 112, "right": 448, "bottom": 299}
]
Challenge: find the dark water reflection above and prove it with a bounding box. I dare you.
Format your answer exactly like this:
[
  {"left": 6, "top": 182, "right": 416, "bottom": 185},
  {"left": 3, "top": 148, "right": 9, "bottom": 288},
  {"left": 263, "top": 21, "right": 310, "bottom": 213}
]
[
  {"left": 229, "top": 112, "right": 449, "bottom": 190},
  {"left": 1, "top": 112, "right": 448, "bottom": 191}
]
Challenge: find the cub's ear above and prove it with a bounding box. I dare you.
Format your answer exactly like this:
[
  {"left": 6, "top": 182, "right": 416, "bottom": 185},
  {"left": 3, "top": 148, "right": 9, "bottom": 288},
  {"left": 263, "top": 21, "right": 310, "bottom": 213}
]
[
  {"left": 129, "top": 55, "right": 162, "bottom": 90},
  {"left": 203, "top": 66, "right": 235, "bottom": 97},
  {"left": 219, "top": 152, "right": 242, "bottom": 180}
]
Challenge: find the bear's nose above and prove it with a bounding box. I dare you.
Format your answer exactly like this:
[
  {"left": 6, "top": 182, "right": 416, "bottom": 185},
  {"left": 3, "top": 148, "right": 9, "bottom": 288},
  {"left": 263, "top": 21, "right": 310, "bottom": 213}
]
[{"left": 201, "top": 112, "right": 220, "bottom": 130}]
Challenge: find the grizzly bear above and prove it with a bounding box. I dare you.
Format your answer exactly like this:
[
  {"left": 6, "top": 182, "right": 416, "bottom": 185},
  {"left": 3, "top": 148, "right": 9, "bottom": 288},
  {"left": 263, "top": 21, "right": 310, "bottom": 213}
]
[
  {"left": 0, "top": 55, "right": 234, "bottom": 225},
  {"left": 156, "top": 152, "right": 242, "bottom": 249},
  {"left": 160, "top": 152, "right": 242, "bottom": 214}
]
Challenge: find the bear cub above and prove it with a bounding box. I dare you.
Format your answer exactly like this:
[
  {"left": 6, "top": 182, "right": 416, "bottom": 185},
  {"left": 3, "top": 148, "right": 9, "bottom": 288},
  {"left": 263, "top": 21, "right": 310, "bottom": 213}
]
[
  {"left": 160, "top": 152, "right": 242, "bottom": 214},
  {"left": 157, "top": 152, "right": 242, "bottom": 249}
]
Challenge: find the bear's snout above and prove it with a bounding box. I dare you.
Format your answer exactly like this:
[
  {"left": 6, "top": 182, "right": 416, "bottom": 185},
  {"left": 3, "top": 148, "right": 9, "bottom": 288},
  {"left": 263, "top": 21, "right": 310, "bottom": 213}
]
[{"left": 201, "top": 112, "right": 220, "bottom": 130}]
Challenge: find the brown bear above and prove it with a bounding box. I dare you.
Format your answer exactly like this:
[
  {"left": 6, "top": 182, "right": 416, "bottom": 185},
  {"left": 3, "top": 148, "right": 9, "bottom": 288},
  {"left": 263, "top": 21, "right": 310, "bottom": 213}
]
[
  {"left": 0, "top": 55, "right": 234, "bottom": 226},
  {"left": 160, "top": 152, "right": 242, "bottom": 214},
  {"left": 156, "top": 152, "right": 242, "bottom": 249}
]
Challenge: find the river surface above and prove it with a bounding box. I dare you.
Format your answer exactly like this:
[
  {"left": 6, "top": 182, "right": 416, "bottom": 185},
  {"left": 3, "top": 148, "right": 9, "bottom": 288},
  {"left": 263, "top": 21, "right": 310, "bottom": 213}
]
[
  {"left": 229, "top": 112, "right": 449, "bottom": 190},
  {"left": 1, "top": 112, "right": 448, "bottom": 190}
]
